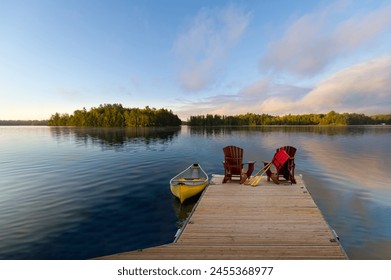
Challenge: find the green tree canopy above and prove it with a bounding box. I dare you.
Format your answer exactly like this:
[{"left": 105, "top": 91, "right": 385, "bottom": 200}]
[
  {"left": 187, "top": 111, "right": 391, "bottom": 126},
  {"left": 48, "top": 104, "right": 182, "bottom": 127}
]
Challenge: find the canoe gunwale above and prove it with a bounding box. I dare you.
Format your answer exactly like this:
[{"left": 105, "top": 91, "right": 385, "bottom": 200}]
[
  {"left": 170, "top": 163, "right": 209, "bottom": 203},
  {"left": 170, "top": 163, "right": 209, "bottom": 185}
]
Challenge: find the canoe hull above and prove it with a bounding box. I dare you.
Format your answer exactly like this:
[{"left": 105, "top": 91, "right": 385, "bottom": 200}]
[
  {"left": 170, "top": 163, "right": 208, "bottom": 203},
  {"left": 170, "top": 181, "right": 208, "bottom": 203}
]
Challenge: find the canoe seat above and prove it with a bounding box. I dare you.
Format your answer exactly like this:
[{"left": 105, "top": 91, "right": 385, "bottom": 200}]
[{"left": 223, "top": 145, "right": 255, "bottom": 184}]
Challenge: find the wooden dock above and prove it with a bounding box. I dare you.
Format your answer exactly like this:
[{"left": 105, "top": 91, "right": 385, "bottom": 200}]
[{"left": 98, "top": 175, "right": 347, "bottom": 260}]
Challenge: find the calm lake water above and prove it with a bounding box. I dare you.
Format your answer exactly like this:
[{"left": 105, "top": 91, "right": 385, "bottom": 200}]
[{"left": 0, "top": 125, "right": 390, "bottom": 260}]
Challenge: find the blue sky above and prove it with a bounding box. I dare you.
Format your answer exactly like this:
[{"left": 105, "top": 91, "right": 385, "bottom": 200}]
[{"left": 1, "top": 0, "right": 391, "bottom": 120}]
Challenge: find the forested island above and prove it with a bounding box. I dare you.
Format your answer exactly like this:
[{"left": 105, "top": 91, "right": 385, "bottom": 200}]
[
  {"left": 48, "top": 104, "right": 182, "bottom": 127},
  {"left": 187, "top": 111, "right": 391, "bottom": 126}
]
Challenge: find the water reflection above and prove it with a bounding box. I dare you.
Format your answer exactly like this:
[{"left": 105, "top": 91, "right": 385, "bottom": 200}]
[
  {"left": 186, "top": 125, "right": 391, "bottom": 259},
  {"left": 171, "top": 194, "right": 201, "bottom": 229},
  {"left": 1, "top": 125, "right": 391, "bottom": 259},
  {"left": 50, "top": 127, "right": 180, "bottom": 150},
  {"left": 301, "top": 138, "right": 390, "bottom": 193},
  {"left": 187, "top": 125, "right": 391, "bottom": 136}
]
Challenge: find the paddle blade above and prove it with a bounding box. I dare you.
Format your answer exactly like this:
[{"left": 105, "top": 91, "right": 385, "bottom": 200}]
[
  {"left": 250, "top": 176, "right": 262, "bottom": 186},
  {"left": 243, "top": 176, "right": 254, "bottom": 185}
]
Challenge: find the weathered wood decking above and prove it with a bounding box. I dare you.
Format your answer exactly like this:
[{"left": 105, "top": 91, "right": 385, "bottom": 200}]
[{"left": 98, "top": 175, "right": 347, "bottom": 260}]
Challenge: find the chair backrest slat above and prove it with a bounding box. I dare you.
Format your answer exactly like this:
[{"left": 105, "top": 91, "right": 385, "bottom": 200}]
[{"left": 223, "top": 145, "right": 243, "bottom": 169}]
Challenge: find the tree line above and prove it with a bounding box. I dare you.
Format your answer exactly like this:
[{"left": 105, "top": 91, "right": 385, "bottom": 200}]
[
  {"left": 48, "top": 104, "right": 182, "bottom": 127},
  {"left": 187, "top": 111, "right": 391, "bottom": 126}
]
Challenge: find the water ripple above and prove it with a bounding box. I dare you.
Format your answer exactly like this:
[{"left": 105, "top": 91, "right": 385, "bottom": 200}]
[{"left": 1, "top": 126, "right": 391, "bottom": 259}]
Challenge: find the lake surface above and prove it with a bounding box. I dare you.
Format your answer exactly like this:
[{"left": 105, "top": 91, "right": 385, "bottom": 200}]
[{"left": 0, "top": 125, "right": 390, "bottom": 260}]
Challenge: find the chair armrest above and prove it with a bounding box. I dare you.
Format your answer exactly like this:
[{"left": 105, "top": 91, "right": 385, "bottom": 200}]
[{"left": 242, "top": 161, "right": 256, "bottom": 177}]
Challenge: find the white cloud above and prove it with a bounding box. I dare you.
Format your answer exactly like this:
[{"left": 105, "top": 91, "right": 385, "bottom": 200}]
[
  {"left": 173, "top": 4, "right": 250, "bottom": 92},
  {"left": 174, "top": 81, "right": 307, "bottom": 119},
  {"left": 260, "top": 2, "right": 391, "bottom": 77},
  {"left": 239, "top": 78, "right": 270, "bottom": 97},
  {"left": 172, "top": 2, "right": 391, "bottom": 119},
  {"left": 300, "top": 56, "right": 391, "bottom": 113},
  {"left": 175, "top": 56, "right": 391, "bottom": 119},
  {"left": 258, "top": 56, "right": 391, "bottom": 115}
]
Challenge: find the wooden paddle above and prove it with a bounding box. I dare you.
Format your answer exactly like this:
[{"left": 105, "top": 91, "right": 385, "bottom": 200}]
[
  {"left": 243, "top": 162, "right": 272, "bottom": 185},
  {"left": 250, "top": 163, "right": 272, "bottom": 186}
]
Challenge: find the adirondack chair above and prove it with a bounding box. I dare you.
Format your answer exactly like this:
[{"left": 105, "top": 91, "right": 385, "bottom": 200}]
[
  {"left": 264, "top": 146, "right": 296, "bottom": 184},
  {"left": 222, "top": 145, "right": 255, "bottom": 183}
]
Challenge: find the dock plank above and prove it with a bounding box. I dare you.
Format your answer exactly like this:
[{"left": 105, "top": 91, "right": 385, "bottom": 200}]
[{"left": 97, "top": 175, "right": 347, "bottom": 260}]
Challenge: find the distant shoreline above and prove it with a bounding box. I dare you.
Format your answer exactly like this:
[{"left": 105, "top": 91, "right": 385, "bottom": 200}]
[
  {"left": 0, "top": 120, "right": 49, "bottom": 126},
  {"left": 187, "top": 111, "right": 391, "bottom": 126},
  {"left": 1, "top": 123, "right": 390, "bottom": 127}
]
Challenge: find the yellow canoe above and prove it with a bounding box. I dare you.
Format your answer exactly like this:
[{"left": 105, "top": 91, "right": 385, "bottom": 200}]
[{"left": 170, "top": 163, "right": 209, "bottom": 203}]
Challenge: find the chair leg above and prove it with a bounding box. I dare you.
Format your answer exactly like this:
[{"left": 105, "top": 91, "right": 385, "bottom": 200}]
[
  {"left": 271, "top": 173, "right": 279, "bottom": 184},
  {"left": 246, "top": 162, "right": 255, "bottom": 178},
  {"left": 290, "top": 171, "right": 296, "bottom": 184},
  {"left": 240, "top": 168, "right": 248, "bottom": 184},
  {"left": 239, "top": 174, "right": 247, "bottom": 184},
  {"left": 263, "top": 161, "right": 272, "bottom": 181},
  {"left": 289, "top": 162, "right": 296, "bottom": 184}
]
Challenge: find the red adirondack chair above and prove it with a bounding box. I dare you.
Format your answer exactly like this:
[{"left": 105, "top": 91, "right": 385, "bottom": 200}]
[
  {"left": 222, "top": 145, "right": 255, "bottom": 183},
  {"left": 264, "top": 146, "right": 297, "bottom": 184}
]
